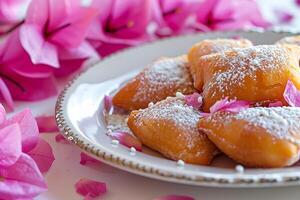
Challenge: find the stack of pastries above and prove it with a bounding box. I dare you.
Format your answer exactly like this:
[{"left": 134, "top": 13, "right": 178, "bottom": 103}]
[{"left": 112, "top": 36, "right": 300, "bottom": 168}]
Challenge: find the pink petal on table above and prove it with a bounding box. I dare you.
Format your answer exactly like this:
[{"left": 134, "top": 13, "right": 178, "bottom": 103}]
[
  {"left": 109, "top": 131, "right": 142, "bottom": 151},
  {"left": 0, "top": 123, "right": 22, "bottom": 167},
  {"left": 80, "top": 152, "right": 101, "bottom": 166},
  {"left": 104, "top": 95, "right": 112, "bottom": 112},
  {"left": 0, "top": 153, "right": 47, "bottom": 199},
  {"left": 0, "top": 108, "right": 39, "bottom": 152},
  {"left": 268, "top": 101, "right": 283, "bottom": 107},
  {"left": 75, "top": 178, "right": 106, "bottom": 199},
  {"left": 20, "top": 24, "right": 59, "bottom": 68},
  {"left": 153, "top": 195, "right": 195, "bottom": 200},
  {"left": 0, "top": 103, "right": 6, "bottom": 124},
  {"left": 35, "top": 116, "right": 58, "bottom": 133},
  {"left": 283, "top": 80, "right": 300, "bottom": 107},
  {"left": 210, "top": 97, "right": 250, "bottom": 114},
  {"left": 275, "top": 10, "right": 294, "bottom": 24},
  {"left": 0, "top": 78, "right": 14, "bottom": 111},
  {"left": 49, "top": 7, "right": 98, "bottom": 49},
  {"left": 55, "top": 134, "right": 69, "bottom": 144},
  {"left": 27, "top": 138, "right": 55, "bottom": 173},
  {"left": 184, "top": 93, "right": 202, "bottom": 110}
]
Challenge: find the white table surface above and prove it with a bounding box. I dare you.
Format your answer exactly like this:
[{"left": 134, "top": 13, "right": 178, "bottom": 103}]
[{"left": 11, "top": 0, "right": 300, "bottom": 199}]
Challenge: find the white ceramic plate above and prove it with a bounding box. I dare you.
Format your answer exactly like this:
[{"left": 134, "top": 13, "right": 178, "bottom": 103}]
[{"left": 56, "top": 30, "right": 300, "bottom": 188}]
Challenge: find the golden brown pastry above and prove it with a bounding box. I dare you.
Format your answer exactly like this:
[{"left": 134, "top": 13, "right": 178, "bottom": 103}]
[
  {"left": 198, "top": 107, "right": 300, "bottom": 168},
  {"left": 199, "top": 45, "right": 300, "bottom": 112},
  {"left": 112, "top": 56, "right": 195, "bottom": 110},
  {"left": 188, "top": 39, "right": 253, "bottom": 90},
  {"left": 276, "top": 35, "right": 300, "bottom": 46},
  {"left": 128, "top": 96, "right": 218, "bottom": 165}
]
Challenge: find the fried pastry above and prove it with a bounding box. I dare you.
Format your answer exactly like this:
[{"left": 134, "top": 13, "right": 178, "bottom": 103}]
[
  {"left": 187, "top": 39, "right": 253, "bottom": 90},
  {"left": 198, "top": 107, "right": 300, "bottom": 168},
  {"left": 199, "top": 45, "right": 300, "bottom": 112},
  {"left": 128, "top": 97, "right": 218, "bottom": 165},
  {"left": 276, "top": 35, "right": 300, "bottom": 46},
  {"left": 112, "top": 56, "right": 195, "bottom": 110}
]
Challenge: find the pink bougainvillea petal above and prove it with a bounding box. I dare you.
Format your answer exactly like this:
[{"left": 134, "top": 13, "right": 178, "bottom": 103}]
[
  {"left": 35, "top": 116, "right": 59, "bottom": 133},
  {"left": 0, "top": 78, "right": 15, "bottom": 111},
  {"left": 58, "top": 41, "right": 98, "bottom": 60},
  {"left": 75, "top": 178, "right": 106, "bottom": 199},
  {"left": 0, "top": 124, "right": 22, "bottom": 167},
  {"left": 109, "top": 131, "right": 142, "bottom": 151},
  {"left": 27, "top": 138, "right": 55, "bottom": 173},
  {"left": 268, "top": 101, "right": 283, "bottom": 107},
  {"left": 184, "top": 93, "right": 202, "bottom": 110},
  {"left": 80, "top": 152, "right": 101, "bottom": 166},
  {"left": 210, "top": 97, "right": 250, "bottom": 114},
  {"left": 55, "top": 134, "right": 69, "bottom": 144},
  {"left": 153, "top": 195, "right": 195, "bottom": 200},
  {"left": 283, "top": 80, "right": 300, "bottom": 107},
  {"left": 49, "top": 7, "right": 98, "bottom": 49},
  {"left": 104, "top": 95, "right": 112, "bottom": 112},
  {"left": 275, "top": 10, "right": 294, "bottom": 24},
  {"left": 0, "top": 108, "right": 39, "bottom": 152},
  {"left": 20, "top": 24, "right": 59, "bottom": 67},
  {"left": 25, "top": 0, "right": 48, "bottom": 28},
  {"left": 0, "top": 153, "right": 47, "bottom": 199}
]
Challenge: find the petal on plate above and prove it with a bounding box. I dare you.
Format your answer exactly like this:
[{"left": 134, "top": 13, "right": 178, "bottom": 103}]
[
  {"left": 283, "top": 80, "right": 300, "bottom": 107},
  {"left": 0, "top": 153, "right": 47, "bottom": 199},
  {"left": 184, "top": 93, "right": 202, "bottom": 110},
  {"left": 75, "top": 178, "right": 106, "bottom": 199},
  {"left": 209, "top": 97, "right": 250, "bottom": 114},
  {"left": 109, "top": 131, "right": 142, "bottom": 151},
  {"left": 20, "top": 24, "right": 59, "bottom": 68},
  {"left": 0, "top": 123, "right": 22, "bottom": 167},
  {"left": 153, "top": 195, "right": 195, "bottom": 200},
  {"left": 35, "top": 116, "right": 58, "bottom": 133},
  {"left": 80, "top": 152, "right": 102, "bottom": 166},
  {"left": 0, "top": 78, "right": 14, "bottom": 111},
  {"left": 55, "top": 134, "right": 69, "bottom": 144},
  {"left": 268, "top": 101, "right": 283, "bottom": 107},
  {"left": 0, "top": 108, "right": 39, "bottom": 152},
  {"left": 104, "top": 95, "right": 112, "bottom": 112},
  {"left": 27, "top": 138, "right": 55, "bottom": 173}
]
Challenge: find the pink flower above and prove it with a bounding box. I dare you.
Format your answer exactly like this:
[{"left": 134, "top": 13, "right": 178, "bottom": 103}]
[
  {"left": 88, "top": 0, "right": 153, "bottom": 56},
  {"left": 0, "top": 0, "right": 29, "bottom": 36},
  {"left": 0, "top": 30, "right": 57, "bottom": 109},
  {"left": 0, "top": 105, "right": 53, "bottom": 199},
  {"left": 36, "top": 116, "right": 59, "bottom": 133},
  {"left": 151, "top": 0, "right": 206, "bottom": 36},
  {"left": 19, "top": 0, "right": 98, "bottom": 68},
  {"left": 283, "top": 80, "right": 300, "bottom": 107},
  {"left": 196, "top": 0, "right": 270, "bottom": 31}
]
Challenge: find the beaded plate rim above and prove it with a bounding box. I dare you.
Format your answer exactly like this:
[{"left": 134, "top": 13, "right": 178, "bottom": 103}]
[{"left": 55, "top": 29, "right": 300, "bottom": 188}]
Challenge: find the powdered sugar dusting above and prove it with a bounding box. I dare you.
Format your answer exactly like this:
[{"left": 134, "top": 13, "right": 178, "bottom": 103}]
[
  {"left": 205, "top": 45, "right": 288, "bottom": 98},
  {"left": 234, "top": 107, "right": 300, "bottom": 140},
  {"left": 135, "top": 97, "right": 201, "bottom": 149},
  {"left": 132, "top": 56, "right": 194, "bottom": 101}
]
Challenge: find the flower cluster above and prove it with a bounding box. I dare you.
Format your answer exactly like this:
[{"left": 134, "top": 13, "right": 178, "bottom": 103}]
[{"left": 0, "top": 0, "right": 269, "bottom": 109}]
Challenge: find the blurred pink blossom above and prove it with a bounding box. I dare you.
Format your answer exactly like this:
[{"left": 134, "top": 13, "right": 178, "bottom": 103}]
[
  {"left": 151, "top": 0, "right": 206, "bottom": 36},
  {"left": 0, "top": 105, "right": 52, "bottom": 199},
  {"left": 196, "top": 0, "right": 270, "bottom": 30},
  {"left": 88, "top": 0, "right": 153, "bottom": 56},
  {"left": 19, "top": 0, "right": 98, "bottom": 68},
  {"left": 0, "top": 0, "right": 29, "bottom": 36}
]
